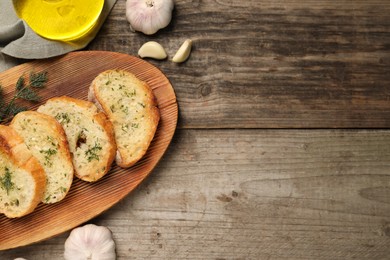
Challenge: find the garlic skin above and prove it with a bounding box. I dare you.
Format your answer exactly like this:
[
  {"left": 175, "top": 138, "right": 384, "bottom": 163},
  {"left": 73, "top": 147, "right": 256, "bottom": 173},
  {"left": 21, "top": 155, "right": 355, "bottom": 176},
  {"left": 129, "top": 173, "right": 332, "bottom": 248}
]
[
  {"left": 126, "top": 0, "right": 174, "bottom": 35},
  {"left": 64, "top": 224, "right": 116, "bottom": 260}
]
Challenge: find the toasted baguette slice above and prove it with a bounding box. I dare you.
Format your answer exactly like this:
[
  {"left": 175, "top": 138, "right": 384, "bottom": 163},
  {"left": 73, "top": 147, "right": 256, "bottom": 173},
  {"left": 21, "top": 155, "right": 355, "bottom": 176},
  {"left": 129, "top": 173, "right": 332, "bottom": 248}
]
[
  {"left": 89, "top": 69, "right": 160, "bottom": 168},
  {"left": 37, "top": 96, "right": 116, "bottom": 182},
  {"left": 10, "top": 111, "right": 74, "bottom": 204},
  {"left": 0, "top": 125, "right": 46, "bottom": 218}
]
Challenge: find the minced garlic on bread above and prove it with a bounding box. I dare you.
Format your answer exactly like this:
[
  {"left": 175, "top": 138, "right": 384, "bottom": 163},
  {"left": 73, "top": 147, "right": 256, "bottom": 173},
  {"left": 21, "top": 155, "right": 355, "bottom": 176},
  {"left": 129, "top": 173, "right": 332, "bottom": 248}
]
[
  {"left": 37, "top": 96, "right": 116, "bottom": 182},
  {"left": 0, "top": 125, "right": 46, "bottom": 218},
  {"left": 88, "top": 69, "right": 160, "bottom": 168},
  {"left": 10, "top": 111, "right": 74, "bottom": 204}
]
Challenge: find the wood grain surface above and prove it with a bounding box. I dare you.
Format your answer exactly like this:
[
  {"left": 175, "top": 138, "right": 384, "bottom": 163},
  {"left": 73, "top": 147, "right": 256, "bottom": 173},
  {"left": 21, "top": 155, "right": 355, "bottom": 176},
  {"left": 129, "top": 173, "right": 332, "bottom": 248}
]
[
  {"left": 1, "top": 130, "right": 390, "bottom": 259},
  {"left": 1, "top": 0, "right": 390, "bottom": 259},
  {"left": 88, "top": 0, "right": 390, "bottom": 129}
]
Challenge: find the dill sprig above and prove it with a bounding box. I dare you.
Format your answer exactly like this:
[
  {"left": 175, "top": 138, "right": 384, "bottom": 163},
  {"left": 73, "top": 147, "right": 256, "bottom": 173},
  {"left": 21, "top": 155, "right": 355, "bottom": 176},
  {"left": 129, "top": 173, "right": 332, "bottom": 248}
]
[
  {"left": 29, "top": 71, "right": 48, "bottom": 88},
  {"left": 0, "top": 71, "right": 48, "bottom": 123}
]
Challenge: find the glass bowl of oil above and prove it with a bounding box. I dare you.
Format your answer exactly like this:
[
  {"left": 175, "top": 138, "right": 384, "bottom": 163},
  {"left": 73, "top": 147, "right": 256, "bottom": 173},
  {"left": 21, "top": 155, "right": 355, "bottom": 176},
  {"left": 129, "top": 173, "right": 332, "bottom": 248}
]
[{"left": 13, "top": 0, "right": 105, "bottom": 42}]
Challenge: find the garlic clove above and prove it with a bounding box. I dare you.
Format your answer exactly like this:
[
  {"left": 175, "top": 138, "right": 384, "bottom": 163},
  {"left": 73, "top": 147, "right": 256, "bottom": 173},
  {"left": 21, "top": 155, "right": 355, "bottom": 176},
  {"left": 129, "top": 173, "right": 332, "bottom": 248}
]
[
  {"left": 126, "top": 0, "right": 174, "bottom": 35},
  {"left": 138, "top": 41, "right": 167, "bottom": 60},
  {"left": 172, "top": 39, "right": 193, "bottom": 63},
  {"left": 64, "top": 224, "right": 116, "bottom": 260}
]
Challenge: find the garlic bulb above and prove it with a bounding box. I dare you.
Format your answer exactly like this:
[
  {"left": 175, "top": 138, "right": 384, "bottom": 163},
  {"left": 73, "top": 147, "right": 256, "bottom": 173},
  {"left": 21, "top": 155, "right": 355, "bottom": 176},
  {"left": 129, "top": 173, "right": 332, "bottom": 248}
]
[
  {"left": 126, "top": 0, "right": 174, "bottom": 35},
  {"left": 64, "top": 224, "right": 116, "bottom": 260}
]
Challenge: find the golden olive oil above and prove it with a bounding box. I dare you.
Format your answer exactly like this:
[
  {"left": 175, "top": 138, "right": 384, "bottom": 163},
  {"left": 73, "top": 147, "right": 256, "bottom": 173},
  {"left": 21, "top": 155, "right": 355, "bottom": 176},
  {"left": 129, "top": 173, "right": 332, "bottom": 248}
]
[{"left": 13, "top": 0, "right": 104, "bottom": 41}]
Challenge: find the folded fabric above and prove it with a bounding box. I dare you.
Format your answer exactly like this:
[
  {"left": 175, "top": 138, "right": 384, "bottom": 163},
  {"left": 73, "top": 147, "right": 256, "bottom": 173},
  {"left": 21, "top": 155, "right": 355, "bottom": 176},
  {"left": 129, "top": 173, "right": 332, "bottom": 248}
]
[{"left": 0, "top": 0, "right": 117, "bottom": 72}]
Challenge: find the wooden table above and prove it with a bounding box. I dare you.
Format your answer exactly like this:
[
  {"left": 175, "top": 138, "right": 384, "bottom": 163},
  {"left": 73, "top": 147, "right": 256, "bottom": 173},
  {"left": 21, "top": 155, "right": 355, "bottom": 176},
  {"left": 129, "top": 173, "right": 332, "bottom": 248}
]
[{"left": 1, "top": 0, "right": 390, "bottom": 259}]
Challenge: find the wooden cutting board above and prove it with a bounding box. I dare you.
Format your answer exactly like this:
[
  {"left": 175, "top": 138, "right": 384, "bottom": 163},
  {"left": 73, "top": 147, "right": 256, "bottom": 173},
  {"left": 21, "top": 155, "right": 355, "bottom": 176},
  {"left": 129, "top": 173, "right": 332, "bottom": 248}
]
[{"left": 0, "top": 51, "right": 178, "bottom": 250}]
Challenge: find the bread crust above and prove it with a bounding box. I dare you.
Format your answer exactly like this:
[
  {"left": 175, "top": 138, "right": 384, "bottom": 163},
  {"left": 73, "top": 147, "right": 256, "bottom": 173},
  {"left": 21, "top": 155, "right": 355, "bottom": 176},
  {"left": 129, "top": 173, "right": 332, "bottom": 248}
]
[
  {"left": 89, "top": 108, "right": 117, "bottom": 180},
  {"left": 0, "top": 125, "right": 46, "bottom": 218},
  {"left": 48, "top": 96, "right": 97, "bottom": 111},
  {"left": 37, "top": 96, "right": 116, "bottom": 182},
  {"left": 89, "top": 69, "right": 160, "bottom": 168}
]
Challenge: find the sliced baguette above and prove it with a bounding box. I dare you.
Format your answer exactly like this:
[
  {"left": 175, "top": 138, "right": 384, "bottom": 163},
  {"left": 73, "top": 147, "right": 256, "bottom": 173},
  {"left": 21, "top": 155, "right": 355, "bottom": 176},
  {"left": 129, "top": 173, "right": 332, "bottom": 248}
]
[
  {"left": 0, "top": 125, "right": 46, "bottom": 218},
  {"left": 88, "top": 69, "right": 160, "bottom": 168},
  {"left": 10, "top": 111, "right": 74, "bottom": 204},
  {"left": 37, "top": 96, "right": 116, "bottom": 182}
]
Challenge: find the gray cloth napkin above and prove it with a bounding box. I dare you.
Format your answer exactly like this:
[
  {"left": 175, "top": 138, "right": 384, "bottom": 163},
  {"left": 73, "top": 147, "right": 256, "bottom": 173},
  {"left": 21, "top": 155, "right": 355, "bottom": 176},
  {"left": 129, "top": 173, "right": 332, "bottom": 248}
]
[{"left": 0, "top": 0, "right": 117, "bottom": 72}]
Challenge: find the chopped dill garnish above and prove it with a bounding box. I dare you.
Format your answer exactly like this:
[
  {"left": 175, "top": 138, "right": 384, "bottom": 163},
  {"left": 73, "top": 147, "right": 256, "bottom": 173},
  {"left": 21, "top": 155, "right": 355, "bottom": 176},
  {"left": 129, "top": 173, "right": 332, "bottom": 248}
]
[
  {"left": 40, "top": 148, "right": 58, "bottom": 167},
  {"left": 0, "top": 167, "right": 15, "bottom": 195},
  {"left": 85, "top": 141, "right": 102, "bottom": 162},
  {"left": 55, "top": 112, "right": 71, "bottom": 125}
]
